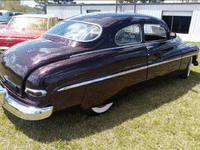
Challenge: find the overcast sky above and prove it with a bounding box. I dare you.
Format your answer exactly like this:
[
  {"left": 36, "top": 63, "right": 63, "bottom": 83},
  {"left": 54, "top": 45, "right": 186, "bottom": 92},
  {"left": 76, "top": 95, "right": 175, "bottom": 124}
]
[{"left": 21, "top": 0, "right": 116, "bottom": 7}]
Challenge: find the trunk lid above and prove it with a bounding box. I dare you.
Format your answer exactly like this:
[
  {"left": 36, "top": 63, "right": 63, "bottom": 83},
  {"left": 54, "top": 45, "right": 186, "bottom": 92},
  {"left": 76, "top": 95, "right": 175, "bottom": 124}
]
[{"left": 0, "top": 35, "right": 89, "bottom": 96}]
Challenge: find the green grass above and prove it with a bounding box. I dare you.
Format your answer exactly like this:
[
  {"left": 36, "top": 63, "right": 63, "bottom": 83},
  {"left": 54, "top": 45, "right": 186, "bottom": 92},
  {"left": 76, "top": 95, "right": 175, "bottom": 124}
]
[{"left": 1, "top": 42, "right": 200, "bottom": 149}]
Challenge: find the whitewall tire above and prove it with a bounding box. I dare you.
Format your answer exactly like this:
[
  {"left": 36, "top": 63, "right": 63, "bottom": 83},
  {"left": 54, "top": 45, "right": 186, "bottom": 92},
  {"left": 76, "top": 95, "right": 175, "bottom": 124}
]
[{"left": 182, "top": 57, "right": 192, "bottom": 78}]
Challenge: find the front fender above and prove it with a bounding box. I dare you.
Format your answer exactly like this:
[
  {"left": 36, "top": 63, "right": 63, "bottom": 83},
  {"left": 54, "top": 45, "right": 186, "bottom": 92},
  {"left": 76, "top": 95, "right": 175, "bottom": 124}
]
[{"left": 178, "top": 42, "right": 199, "bottom": 71}]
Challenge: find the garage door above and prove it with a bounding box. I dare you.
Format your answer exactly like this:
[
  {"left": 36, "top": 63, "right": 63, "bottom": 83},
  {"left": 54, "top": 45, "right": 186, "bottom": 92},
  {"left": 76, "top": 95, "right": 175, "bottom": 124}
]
[{"left": 162, "top": 11, "right": 192, "bottom": 34}]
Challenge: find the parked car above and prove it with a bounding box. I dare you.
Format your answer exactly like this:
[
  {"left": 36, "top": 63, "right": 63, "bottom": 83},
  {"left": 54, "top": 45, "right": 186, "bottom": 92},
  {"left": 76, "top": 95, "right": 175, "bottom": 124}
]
[
  {"left": 0, "top": 10, "right": 14, "bottom": 29},
  {"left": 0, "top": 13, "right": 199, "bottom": 120},
  {"left": 0, "top": 10, "right": 13, "bottom": 23},
  {"left": 0, "top": 14, "right": 60, "bottom": 53},
  {"left": 13, "top": 12, "right": 23, "bottom": 16},
  {"left": 0, "top": 22, "right": 7, "bottom": 29}
]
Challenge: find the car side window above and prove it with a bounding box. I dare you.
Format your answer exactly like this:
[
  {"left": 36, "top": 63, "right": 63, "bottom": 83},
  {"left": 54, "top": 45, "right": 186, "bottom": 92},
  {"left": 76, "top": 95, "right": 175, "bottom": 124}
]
[
  {"left": 9, "top": 13, "right": 13, "bottom": 17},
  {"left": 115, "top": 24, "right": 142, "bottom": 45},
  {"left": 144, "top": 24, "right": 167, "bottom": 41}
]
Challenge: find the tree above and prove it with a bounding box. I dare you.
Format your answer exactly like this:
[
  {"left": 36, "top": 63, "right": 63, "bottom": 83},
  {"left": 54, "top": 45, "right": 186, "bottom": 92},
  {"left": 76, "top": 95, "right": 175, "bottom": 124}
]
[
  {"left": 2, "top": 1, "right": 36, "bottom": 13},
  {"left": 118, "top": 0, "right": 164, "bottom": 3},
  {"left": 0, "top": 1, "right": 3, "bottom": 10},
  {"left": 53, "top": 0, "right": 75, "bottom": 4},
  {"left": 34, "top": 0, "right": 75, "bottom": 13},
  {"left": 0, "top": 0, "right": 42, "bottom": 13},
  {"left": 59, "top": 0, "right": 75, "bottom": 4},
  {"left": 34, "top": 0, "right": 48, "bottom": 13}
]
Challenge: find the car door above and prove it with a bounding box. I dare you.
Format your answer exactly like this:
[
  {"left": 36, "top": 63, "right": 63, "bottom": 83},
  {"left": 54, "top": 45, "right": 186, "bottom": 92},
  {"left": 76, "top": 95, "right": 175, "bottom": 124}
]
[
  {"left": 81, "top": 23, "right": 148, "bottom": 109},
  {"left": 113, "top": 24, "right": 148, "bottom": 87},
  {"left": 144, "top": 23, "right": 182, "bottom": 80}
]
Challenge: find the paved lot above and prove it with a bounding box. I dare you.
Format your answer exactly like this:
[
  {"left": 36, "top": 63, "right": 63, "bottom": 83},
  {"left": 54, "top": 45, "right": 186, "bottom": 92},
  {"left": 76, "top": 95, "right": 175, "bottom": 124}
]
[{"left": 177, "top": 33, "right": 200, "bottom": 42}]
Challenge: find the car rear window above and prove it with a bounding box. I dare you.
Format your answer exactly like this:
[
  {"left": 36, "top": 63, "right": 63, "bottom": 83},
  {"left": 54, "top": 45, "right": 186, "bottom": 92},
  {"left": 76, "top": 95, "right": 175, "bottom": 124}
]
[
  {"left": 7, "top": 17, "right": 47, "bottom": 29},
  {"left": 46, "top": 21, "right": 102, "bottom": 42}
]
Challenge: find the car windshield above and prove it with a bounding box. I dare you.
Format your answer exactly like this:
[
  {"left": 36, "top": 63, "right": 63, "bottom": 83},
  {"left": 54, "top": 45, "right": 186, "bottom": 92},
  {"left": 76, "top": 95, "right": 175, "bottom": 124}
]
[
  {"left": 45, "top": 21, "right": 102, "bottom": 42},
  {"left": 7, "top": 17, "right": 47, "bottom": 29}
]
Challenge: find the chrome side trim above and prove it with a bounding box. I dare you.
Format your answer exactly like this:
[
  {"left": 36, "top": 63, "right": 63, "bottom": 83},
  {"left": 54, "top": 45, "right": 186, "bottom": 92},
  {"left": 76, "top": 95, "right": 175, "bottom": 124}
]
[
  {"left": 182, "top": 53, "right": 198, "bottom": 59},
  {"left": 148, "top": 57, "right": 181, "bottom": 68},
  {"left": 147, "top": 53, "right": 198, "bottom": 68},
  {"left": 70, "top": 43, "right": 145, "bottom": 58},
  {"left": 0, "top": 85, "right": 53, "bottom": 121},
  {"left": 58, "top": 52, "right": 199, "bottom": 92},
  {"left": 58, "top": 66, "right": 148, "bottom": 92}
]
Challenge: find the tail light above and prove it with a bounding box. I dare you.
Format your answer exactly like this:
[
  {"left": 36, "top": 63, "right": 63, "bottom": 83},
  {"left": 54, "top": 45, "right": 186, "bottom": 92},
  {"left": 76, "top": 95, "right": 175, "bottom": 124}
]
[{"left": 25, "top": 88, "right": 47, "bottom": 97}]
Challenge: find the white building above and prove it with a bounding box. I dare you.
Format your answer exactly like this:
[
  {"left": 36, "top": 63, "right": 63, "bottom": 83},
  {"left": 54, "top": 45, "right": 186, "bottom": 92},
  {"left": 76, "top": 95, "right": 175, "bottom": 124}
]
[{"left": 46, "top": 3, "right": 200, "bottom": 36}]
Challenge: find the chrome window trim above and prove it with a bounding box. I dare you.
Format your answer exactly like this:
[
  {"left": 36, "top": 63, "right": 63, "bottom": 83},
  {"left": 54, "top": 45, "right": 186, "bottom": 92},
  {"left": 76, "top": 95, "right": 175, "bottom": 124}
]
[
  {"left": 58, "top": 52, "right": 198, "bottom": 92},
  {"left": 45, "top": 20, "right": 103, "bottom": 43},
  {"left": 144, "top": 38, "right": 168, "bottom": 44},
  {"left": 114, "top": 24, "right": 142, "bottom": 46},
  {"left": 144, "top": 24, "right": 168, "bottom": 41}
]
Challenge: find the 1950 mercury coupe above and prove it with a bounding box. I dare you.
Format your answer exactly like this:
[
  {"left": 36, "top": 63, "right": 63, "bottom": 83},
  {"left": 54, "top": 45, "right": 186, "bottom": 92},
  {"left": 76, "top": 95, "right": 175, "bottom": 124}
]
[{"left": 0, "top": 13, "right": 199, "bottom": 120}]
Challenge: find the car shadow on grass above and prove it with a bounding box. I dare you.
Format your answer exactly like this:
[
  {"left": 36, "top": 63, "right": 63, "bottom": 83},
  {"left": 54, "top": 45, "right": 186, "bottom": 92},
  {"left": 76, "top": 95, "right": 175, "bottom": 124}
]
[{"left": 3, "top": 71, "right": 200, "bottom": 142}]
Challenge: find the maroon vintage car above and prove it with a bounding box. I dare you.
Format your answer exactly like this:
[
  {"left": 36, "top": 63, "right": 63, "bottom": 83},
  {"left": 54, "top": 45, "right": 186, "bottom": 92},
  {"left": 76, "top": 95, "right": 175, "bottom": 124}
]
[
  {"left": 0, "top": 13, "right": 199, "bottom": 120},
  {"left": 0, "top": 14, "right": 60, "bottom": 53}
]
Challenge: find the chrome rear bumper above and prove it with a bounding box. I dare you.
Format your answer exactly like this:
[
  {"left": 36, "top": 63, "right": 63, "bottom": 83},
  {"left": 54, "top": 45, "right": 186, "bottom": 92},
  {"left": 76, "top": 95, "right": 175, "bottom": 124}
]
[{"left": 0, "top": 85, "right": 53, "bottom": 121}]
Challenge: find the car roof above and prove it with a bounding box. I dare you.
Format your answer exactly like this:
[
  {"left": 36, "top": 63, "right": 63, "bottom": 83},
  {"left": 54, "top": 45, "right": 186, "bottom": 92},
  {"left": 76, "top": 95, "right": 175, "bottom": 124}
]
[
  {"left": 68, "top": 13, "right": 166, "bottom": 28},
  {"left": 13, "top": 14, "right": 56, "bottom": 18}
]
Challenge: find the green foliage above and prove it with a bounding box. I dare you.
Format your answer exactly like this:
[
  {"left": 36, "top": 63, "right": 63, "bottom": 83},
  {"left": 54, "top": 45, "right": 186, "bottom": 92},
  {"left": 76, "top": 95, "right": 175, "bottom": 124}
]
[
  {"left": 34, "top": 0, "right": 74, "bottom": 13},
  {"left": 1, "top": 0, "right": 41, "bottom": 13},
  {"left": 34, "top": 0, "right": 47, "bottom": 13},
  {"left": 119, "top": 0, "right": 164, "bottom": 3},
  {"left": 0, "top": 2, "right": 2, "bottom": 10}
]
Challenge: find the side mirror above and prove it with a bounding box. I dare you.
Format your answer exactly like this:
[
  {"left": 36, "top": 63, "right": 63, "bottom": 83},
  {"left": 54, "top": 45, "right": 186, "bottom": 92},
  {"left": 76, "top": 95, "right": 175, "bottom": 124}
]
[{"left": 169, "top": 32, "right": 177, "bottom": 39}]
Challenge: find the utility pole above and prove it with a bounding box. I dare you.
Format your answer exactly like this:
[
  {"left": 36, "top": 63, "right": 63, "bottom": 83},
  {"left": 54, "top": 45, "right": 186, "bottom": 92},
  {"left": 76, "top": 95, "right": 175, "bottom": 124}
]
[
  {"left": 115, "top": 0, "right": 118, "bottom": 13},
  {"left": 44, "top": 0, "right": 48, "bottom": 14}
]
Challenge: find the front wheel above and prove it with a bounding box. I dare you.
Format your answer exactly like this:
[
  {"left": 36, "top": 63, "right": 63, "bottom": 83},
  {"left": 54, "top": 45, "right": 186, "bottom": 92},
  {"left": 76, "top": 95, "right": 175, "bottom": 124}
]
[
  {"left": 83, "top": 102, "right": 113, "bottom": 115},
  {"left": 182, "top": 57, "right": 192, "bottom": 78}
]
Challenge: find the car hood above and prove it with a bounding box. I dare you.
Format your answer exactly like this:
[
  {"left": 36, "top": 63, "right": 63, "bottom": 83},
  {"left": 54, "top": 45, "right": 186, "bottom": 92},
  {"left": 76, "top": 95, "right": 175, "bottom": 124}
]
[{"left": 0, "top": 27, "right": 46, "bottom": 39}]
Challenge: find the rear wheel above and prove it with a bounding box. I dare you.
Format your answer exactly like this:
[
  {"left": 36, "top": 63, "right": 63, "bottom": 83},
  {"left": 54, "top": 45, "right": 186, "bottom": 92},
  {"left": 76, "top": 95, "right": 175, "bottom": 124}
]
[
  {"left": 182, "top": 57, "right": 192, "bottom": 78},
  {"left": 83, "top": 102, "right": 113, "bottom": 115}
]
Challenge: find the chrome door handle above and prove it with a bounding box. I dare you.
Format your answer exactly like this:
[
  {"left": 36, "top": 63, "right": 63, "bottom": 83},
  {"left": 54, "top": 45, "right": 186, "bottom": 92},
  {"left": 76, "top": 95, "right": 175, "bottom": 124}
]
[{"left": 146, "top": 46, "right": 153, "bottom": 50}]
